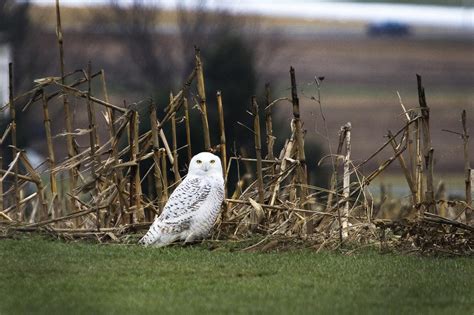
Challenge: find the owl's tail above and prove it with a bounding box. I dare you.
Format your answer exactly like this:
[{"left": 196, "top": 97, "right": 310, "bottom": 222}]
[{"left": 138, "top": 222, "right": 179, "bottom": 247}]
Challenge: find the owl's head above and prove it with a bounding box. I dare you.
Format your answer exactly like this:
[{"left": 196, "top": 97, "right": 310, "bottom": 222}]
[{"left": 188, "top": 152, "right": 223, "bottom": 176}]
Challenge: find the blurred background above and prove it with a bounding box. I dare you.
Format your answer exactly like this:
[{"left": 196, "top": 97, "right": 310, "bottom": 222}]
[{"left": 0, "top": 0, "right": 473, "bottom": 194}]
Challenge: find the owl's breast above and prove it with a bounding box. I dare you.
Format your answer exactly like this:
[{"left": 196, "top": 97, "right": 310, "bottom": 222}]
[{"left": 190, "top": 178, "right": 225, "bottom": 235}]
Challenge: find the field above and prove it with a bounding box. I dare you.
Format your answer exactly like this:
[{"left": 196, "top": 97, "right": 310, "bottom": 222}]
[
  {"left": 25, "top": 5, "right": 474, "bottom": 173},
  {"left": 267, "top": 34, "right": 473, "bottom": 173},
  {"left": 1, "top": 5, "right": 472, "bottom": 313},
  {"left": 0, "top": 237, "right": 473, "bottom": 314}
]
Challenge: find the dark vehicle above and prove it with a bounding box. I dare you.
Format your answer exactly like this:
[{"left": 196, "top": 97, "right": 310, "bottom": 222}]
[{"left": 367, "top": 21, "right": 411, "bottom": 36}]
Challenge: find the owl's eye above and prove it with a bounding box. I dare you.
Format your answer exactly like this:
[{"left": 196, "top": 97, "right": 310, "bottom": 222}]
[
  {"left": 196, "top": 160, "right": 202, "bottom": 164},
  {"left": 210, "top": 160, "right": 216, "bottom": 164}
]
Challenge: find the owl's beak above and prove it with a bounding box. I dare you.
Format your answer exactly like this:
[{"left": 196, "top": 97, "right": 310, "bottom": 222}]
[{"left": 203, "top": 164, "right": 210, "bottom": 172}]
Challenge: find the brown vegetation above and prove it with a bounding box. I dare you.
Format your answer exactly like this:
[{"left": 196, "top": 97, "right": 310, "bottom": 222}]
[{"left": 0, "top": 3, "right": 472, "bottom": 255}]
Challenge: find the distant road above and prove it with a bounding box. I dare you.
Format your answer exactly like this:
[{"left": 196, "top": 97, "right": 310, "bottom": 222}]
[{"left": 32, "top": 0, "right": 474, "bottom": 30}]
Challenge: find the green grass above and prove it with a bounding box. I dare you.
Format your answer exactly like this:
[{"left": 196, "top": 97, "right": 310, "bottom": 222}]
[{"left": 0, "top": 237, "right": 472, "bottom": 315}]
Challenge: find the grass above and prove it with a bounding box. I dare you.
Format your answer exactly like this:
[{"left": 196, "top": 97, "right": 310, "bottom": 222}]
[{"left": 0, "top": 237, "right": 472, "bottom": 315}]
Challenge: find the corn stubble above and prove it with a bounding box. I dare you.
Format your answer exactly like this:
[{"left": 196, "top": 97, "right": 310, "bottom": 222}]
[{"left": 0, "top": 2, "right": 471, "bottom": 255}]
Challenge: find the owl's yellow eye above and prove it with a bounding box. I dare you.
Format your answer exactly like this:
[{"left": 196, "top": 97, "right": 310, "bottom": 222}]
[
  {"left": 210, "top": 160, "right": 216, "bottom": 164},
  {"left": 196, "top": 160, "right": 202, "bottom": 164}
]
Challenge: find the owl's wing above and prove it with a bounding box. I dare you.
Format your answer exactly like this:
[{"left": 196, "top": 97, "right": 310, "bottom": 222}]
[
  {"left": 139, "top": 176, "right": 213, "bottom": 246},
  {"left": 159, "top": 176, "right": 212, "bottom": 222},
  {"left": 139, "top": 176, "right": 223, "bottom": 246}
]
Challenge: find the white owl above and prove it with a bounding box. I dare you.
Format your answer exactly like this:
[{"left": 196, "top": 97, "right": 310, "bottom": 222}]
[{"left": 139, "top": 152, "right": 225, "bottom": 247}]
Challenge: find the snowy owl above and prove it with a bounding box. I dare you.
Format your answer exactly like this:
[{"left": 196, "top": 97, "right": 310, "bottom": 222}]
[{"left": 139, "top": 152, "right": 225, "bottom": 247}]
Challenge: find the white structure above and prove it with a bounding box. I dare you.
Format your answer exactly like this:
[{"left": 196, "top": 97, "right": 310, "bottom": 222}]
[{"left": 0, "top": 43, "right": 11, "bottom": 110}]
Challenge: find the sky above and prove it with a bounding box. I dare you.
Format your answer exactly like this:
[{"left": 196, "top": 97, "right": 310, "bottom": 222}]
[{"left": 29, "top": 0, "right": 474, "bottom": 29}]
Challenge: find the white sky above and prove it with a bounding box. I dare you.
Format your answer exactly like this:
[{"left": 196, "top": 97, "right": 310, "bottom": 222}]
[{"left": 25, "top": 0, "right": 474, "bottom": 29}]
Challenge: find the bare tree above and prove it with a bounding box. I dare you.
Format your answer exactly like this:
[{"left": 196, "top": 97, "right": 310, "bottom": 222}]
[
  {"left": 176, "top": 2, "right": 257, "bottom": 79},
  {"left": 1, "top": 0, "right": 56, "bottom": 158},
  {"left": 108, "top": 0, "right": 173, "bottom": 92},
  {"left": 1, "top": 0, "right": 54, "bottom": 93}
]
